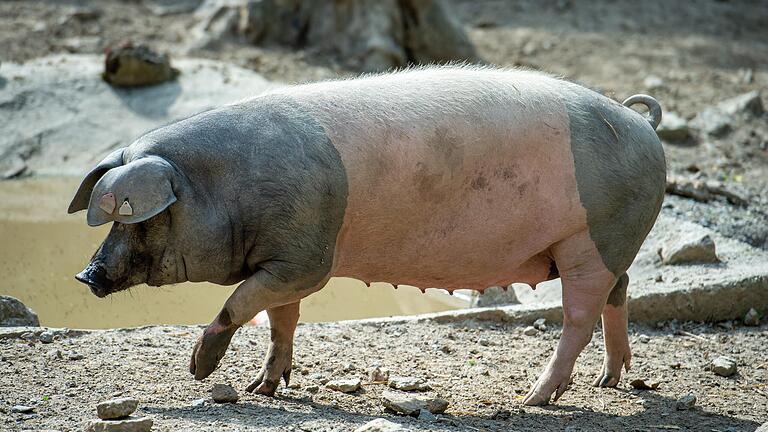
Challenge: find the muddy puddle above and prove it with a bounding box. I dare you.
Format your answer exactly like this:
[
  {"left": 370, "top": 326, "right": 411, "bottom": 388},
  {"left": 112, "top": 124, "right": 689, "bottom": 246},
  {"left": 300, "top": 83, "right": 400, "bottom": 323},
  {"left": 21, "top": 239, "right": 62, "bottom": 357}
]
[{"left": 0, "top": 178, "right": 469, "bottom": 329}]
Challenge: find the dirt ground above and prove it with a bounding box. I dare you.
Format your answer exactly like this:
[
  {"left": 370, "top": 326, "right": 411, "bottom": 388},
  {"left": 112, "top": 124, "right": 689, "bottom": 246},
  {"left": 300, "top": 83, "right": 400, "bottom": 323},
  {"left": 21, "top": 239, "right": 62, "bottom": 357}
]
[
  {"left": 1, "top": 1, "right": 768, "bottom": 431},
  {"left": 1, "top": 319, "right": 767, "bottom": 431}
]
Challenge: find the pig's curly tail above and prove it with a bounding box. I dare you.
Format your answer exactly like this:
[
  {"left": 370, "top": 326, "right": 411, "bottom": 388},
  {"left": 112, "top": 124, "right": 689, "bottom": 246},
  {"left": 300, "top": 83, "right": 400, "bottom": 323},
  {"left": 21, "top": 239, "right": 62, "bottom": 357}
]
[{"left": 622, "top": 94, "right": 662, "bottom": 130}]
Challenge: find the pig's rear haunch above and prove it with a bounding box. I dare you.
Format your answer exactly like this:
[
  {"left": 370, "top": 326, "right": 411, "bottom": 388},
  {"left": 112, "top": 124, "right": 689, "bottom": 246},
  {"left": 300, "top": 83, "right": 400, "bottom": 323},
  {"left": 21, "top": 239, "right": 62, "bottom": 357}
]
[{"left": 69, "top": 66, "right": 665, "bottom": 406}]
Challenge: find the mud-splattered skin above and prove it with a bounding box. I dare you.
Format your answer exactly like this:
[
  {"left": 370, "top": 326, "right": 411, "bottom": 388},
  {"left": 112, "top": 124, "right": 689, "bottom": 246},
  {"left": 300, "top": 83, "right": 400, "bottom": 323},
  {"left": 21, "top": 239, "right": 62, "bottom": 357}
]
[{"left": 70, "top": 66, "right": 665, "bottom": 405}]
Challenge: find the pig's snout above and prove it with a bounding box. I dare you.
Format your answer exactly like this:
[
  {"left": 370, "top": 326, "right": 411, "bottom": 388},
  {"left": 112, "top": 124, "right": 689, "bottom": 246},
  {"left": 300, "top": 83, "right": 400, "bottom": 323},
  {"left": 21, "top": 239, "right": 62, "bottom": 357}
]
[{"left": 75, "top": 264, "right": 112, "bottom": 298}]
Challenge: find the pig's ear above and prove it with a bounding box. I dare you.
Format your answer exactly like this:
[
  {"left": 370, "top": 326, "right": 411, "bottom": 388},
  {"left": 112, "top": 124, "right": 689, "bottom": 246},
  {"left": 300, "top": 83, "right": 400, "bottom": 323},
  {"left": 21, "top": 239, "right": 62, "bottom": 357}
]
[
  {"left": 68, "top": 148, "right": 126, "bottom": 214},
  {"left": 85, "top": 156, "right": 178, "bottom": 227}
]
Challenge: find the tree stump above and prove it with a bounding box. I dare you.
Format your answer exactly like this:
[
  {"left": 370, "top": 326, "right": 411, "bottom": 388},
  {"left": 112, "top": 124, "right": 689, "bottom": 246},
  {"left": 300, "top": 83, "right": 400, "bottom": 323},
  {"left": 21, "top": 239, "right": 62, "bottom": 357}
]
[{"left": 191, "top": 0, "right": 478, "bottom": 72}]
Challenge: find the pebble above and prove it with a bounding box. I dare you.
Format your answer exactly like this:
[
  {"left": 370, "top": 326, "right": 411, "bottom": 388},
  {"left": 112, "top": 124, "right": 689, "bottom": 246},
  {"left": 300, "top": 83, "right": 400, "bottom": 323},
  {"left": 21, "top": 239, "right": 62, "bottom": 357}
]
[
  {"left": 478, "top": 338, "right": 491, "bottom": 346},
  {"left": 326, "top": 378, "right": 361, "bottom": 393},
  {"left": 11, "top": 405, "right": 34, "bottom": 413},
  {"left": 369, "top": 365, "right": 390, "bottom": 382},
  {"left": 533, "top": 318, "right": 547, "bottom": 332},
  {"left": 96, "top": 397, "right": 138, "bottom": 420},
  {"left": 304, "top": 384, "right": 320, "bottom": 393},
  {"left": 711, "top": 356, "right": 737, "bottom": 377},
  {"left": 388, "top": 376, "right": 431, "bottom": 391},
  {"left": 638, "top": 334, "right": 651, "bottom": 344},
  {"left": 523, "top": 326, "right": 538, "bottom": 336},
  {"left": 417, "top": 408, "right": 436, "bottom": 421},
  {"left": 211, "top": 384, "right": 239, "bottom": 403},
  {"left": 381, "top": 390, "right": 448, "bottom": 415},
  {"left": 84, "top": 417, "right": 153, "bottom": 432},
  {"left": 630, "top": 378, "right": 660, "bottom": 390},
  {"left": 68, "top": 351, "right": 85, "bottom": 361},
  {"left": 643, "top": 75, "right": 664, "bottom": 90},
  {"left": 308, "top": 372, "right": 329, "bottom": 384},
  {"left": 39, "top": 331, "right": 54, "bottom": 344},
  {"left": 676, "top": 393, "right": 697, "bottom": 410},
  {"left": 354, "top": 418, "right": 407, "bottom": 432},
  {"left": 743, "top": 308, "right": 761, "bottom": 326},
  {"left": 191, "top": 398, "right": 207, "bottom": 407}
]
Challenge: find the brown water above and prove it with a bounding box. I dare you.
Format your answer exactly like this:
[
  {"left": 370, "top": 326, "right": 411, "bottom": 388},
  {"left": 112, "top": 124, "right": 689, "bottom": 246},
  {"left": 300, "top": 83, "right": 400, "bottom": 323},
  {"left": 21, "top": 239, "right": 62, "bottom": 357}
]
[{"left": 0, "top": 178, "right": 468, "bottom": 329}]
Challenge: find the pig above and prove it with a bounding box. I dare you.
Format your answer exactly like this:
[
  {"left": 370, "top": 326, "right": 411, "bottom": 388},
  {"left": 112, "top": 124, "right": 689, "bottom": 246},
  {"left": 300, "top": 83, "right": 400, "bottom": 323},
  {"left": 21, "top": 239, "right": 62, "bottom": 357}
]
[{"left": 69, "top": 66, "right": 665, "bottom": 406}]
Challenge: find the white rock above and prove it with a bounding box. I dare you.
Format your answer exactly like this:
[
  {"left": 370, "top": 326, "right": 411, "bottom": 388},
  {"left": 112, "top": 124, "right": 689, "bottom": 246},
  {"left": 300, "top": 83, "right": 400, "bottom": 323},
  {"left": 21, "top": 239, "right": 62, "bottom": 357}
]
[
  {"left": 388, "top": 376, "right": 430, "bottom": 391},
  {"left": 354, "top": 418, "right": 408, "bottom": 432},
  {"left": 84, "top": 417, "right": 153, "bottom": 432},
  {"left": 711, "top": 356, "right": 737, "bottom": 377},
  {"left": 656, "top": 112, "right": 690, "bottom": 142},
  {"left": 523, "top": 326, "right": 538, "bottom": 336},
  {"left": 326, "top": 378, "right": 361, "bottom": 393},
  {"left": 643, "top": 75, "right": 664, "bottom": 90},
  {"left": 369, "top": 365, "right": 390, "bottom": 382},
  {"left": 676, "top": 393, "right": 696, "bottom": 410},
  {"left": 381, "top": 390, "right": 448, "bottom": 415},
  {"left": 660, "top": 232, "right": 718, "bottom": 265},
  {"left": 96, "top": 397, "right": 138, "bottom": 420},
  {"left": 743, "top": 308, "right": 761, "bottom": 326}
]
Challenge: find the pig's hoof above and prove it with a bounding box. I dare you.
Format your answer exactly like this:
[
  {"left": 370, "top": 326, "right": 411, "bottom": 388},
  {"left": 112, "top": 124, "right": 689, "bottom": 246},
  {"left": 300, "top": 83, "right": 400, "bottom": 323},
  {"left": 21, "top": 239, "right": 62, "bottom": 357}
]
[
  {"left": 592, "top": 346, "right": 631, "bottom": 388},
  {"left": 189, "top": 327, "right": 236, "bottom": 381},
  {"left": 523, "top": 373, "right": 572, "bottom": 406},
  {"left": 245, "top": 349, "right": 292, "bottom": 397}
]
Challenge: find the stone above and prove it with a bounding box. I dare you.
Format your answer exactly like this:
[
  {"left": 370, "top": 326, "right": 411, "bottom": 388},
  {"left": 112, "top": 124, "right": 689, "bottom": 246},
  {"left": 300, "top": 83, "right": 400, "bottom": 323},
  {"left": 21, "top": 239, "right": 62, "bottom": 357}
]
[
  {"left": 304, "top": 384, "right": 320, "bottom": 393},
  {"left": 388, "top": 376, "right": 430, "bottom": 391},
  {"left": 523, "top": 326, "right": 538, "bottom": 336},
  {"left": 211, "top": 384, "right": 239, "bottom": 403},
  {"left": 11, "top": 405, "right": 34, "bottom": 413},
  {"left": 743, "top": 308, "right": 761, "bottom": 326},
  {"left": 660, "top": 232, "right": 719, "bottom": 265},
  {"left": 638, "top": 334, "right": 651, "bottom": 344},
  {"left": 354, "top": 418, "right": 408, "bottom": 432},
  {"left": 0, "top": 296, "right": 40, "bottom": 327},
  {"left": 39, "top": 331, "right": 54, "bottom": 344},
  {"left": 629, "top": 378, "right": 660, "bottom": 390},
  {"left": 381, "top": 390, "right": 448, "bottom": 415},
  {"left": 417, "top": 408, "right": 436, "bottom": 421},
  {"left": 369, "top": 366, "right": 390, "bottom": 382},
  {"left": 717, "top": 91, "right": 764, "bottom": 117},
  {"left": 1, "top": 154, "right": 27, "bottom": 179},
  {"left": 755, "top": 422, "right": 768, "bottom": 432},
  {"left": 711, "top": 356, "right": 737, "bottom": 377},
  {"left": 96, "top": 397, "right": 138, "bottom": 420},
  {"left": 103, "top": 43, "right": 179, "bottom": 87},
  {"left": 690, "top": 108, "right": 731, "bottom": 137},
  {"left": 643, "top": 75, "right": 664, "bottom": 90},
  {"left": 68, "top": 351, "right": 85, "bottom": 361},
  {"left": 656, "top": 112, "right": 691, "bottom": 142},
  {"left": 676, "top": 393, "right": 696, "bottom": 410},
  {"left": 326, "top": 378, "right": 361, "bottom": 393},
  {"left": 143, "top": 0, "right": 203, "bottom": 16},
  {"left": 533, "top": 318, "right": 547, "bottom": 331},
  {"left": 84, "top": 417, "right": 153, "bottom": 432},
  {"left": 474, "top": 285, "right": 520, "bottom": 307}
]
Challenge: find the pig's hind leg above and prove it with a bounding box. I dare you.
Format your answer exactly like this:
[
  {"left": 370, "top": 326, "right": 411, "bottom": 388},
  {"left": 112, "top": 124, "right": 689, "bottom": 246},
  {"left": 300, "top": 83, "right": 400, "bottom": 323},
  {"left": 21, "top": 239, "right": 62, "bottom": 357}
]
[
  {"left": 523, "top": 230, "right": 617, "bottom": 406},
  {"left": 593, "top": 273, "right": 631, "bottom": 388},
  {"left": 245, "top": 301, "right": 300, "bottom": 395}
]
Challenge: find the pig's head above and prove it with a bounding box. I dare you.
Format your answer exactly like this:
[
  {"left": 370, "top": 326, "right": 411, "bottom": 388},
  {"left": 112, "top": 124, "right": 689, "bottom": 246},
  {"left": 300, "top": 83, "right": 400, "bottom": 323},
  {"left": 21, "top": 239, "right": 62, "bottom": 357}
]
[{"left": 68, "top": 148, "right": 235, "bottom": 297}]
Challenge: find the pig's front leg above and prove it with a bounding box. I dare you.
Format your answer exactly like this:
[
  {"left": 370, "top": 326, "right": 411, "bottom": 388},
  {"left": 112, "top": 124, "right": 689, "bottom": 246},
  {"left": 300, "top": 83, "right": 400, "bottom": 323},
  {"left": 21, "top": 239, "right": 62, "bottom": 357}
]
[
  {"left": 189, "top": 269, "right": 325, "bottom": 382},
  {"left": 245, "top": 301, "right": 300, "bottom": 395}
]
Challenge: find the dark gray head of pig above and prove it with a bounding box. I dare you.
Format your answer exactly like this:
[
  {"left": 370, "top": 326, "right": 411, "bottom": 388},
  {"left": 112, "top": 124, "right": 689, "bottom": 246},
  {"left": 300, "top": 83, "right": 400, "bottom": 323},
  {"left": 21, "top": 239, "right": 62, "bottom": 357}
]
[{"left": 68, "top": 147, "right": 235, "bottom": 297}]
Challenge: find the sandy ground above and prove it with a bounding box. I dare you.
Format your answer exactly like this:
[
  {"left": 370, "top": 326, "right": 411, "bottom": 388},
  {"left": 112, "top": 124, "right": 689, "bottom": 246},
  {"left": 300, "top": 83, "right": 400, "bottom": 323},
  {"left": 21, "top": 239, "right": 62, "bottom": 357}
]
[{"left": 1, "top": 320, "right": 767, "bottom": 431}]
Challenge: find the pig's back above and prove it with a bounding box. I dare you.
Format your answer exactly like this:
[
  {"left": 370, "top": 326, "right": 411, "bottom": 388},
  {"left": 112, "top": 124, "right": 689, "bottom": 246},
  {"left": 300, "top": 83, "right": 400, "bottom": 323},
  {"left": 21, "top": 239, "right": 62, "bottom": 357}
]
[{"left": 271, "top": 67, "right": 588, "bottom": 289}]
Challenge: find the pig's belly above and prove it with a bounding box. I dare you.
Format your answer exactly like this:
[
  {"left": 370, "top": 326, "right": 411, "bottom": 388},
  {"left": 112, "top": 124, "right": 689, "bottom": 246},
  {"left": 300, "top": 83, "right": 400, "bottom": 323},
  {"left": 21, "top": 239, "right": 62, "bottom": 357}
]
[{"left": 328, "top": 122, "right": 586, "bottom": 291}]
